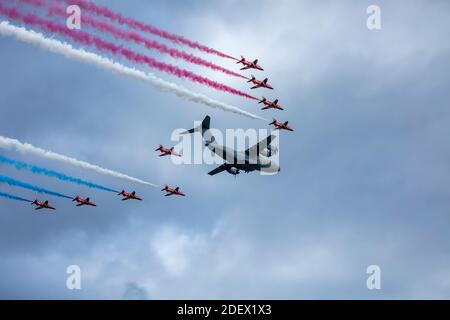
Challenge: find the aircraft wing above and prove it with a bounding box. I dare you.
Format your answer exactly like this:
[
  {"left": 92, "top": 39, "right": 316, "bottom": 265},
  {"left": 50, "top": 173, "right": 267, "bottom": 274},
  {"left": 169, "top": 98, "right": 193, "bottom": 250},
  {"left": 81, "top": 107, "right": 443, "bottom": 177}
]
[
  {"left": 240, "top": 66, "right": 250, "bottom": 70},
  {"left": 251, "top": 84, "right": 260, "bottom": 89},
  {"left": 208, "top": 164, "right": 229, "bottom": 176},
  {"left": 245, "top": 135, "right": 276, "bottom": 157}
]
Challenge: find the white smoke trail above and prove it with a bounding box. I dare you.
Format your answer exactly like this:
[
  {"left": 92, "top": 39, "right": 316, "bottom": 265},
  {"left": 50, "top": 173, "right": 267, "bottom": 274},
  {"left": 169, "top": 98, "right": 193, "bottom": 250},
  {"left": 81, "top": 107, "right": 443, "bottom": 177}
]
[
  {"left": 0, "top": 21, "right": 265, "bottom": 121},
  {"left": 0, "top": 136, "right": 157, "bottom": 187}
]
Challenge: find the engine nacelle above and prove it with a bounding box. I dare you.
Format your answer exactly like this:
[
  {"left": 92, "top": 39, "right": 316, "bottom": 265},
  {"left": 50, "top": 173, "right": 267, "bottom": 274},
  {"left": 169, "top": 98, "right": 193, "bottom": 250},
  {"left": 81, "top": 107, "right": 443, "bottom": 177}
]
[
  {"left": 226, "top": 167, "right": 240, "bottom": 176},
  {"left": 261, "top": 145, "right": 278, "bottom": 157}
]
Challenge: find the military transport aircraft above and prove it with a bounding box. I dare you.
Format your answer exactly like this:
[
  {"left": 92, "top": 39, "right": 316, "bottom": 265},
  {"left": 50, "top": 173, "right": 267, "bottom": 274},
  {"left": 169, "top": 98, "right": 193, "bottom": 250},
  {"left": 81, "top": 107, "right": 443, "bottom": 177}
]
[{"left": 181, "top": 116, "right": 280, "bottom": 176}]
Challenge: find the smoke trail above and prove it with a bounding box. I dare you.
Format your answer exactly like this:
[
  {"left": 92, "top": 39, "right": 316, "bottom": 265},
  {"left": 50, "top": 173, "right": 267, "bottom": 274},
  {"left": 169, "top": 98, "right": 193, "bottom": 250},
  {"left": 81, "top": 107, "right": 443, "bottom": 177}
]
[
  {"left": 0, "top": 21, "right": 265, "bottom": 120},
  {"left": 0, "top": 175, "right": 72, "bottom": 199},
  {"left": 0, "top": 136, "right": 157, "bottom": 187},
  {"left": 0, "top": 6, "right": 257, "bottom": 100},
  {"left": 45, "top": 4, "right": 247, "bottom": 79},
  {"left": 57, "top": 0, "right": 236, "bottom": 60},
  {"left": 0, "top": 191, "right": 31, "bottom": 203},
  {"left": 0, "top": 154, "right": 118, "bottom": 193}
]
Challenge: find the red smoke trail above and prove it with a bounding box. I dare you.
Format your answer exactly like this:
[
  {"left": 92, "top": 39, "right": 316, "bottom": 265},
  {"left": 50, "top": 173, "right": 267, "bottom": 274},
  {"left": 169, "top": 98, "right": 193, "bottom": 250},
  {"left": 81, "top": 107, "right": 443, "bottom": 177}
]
[
  {"left": 16, "top": 0, "right": 244, "bottom": 77},
  {"left": 46, "top": 5, "right": 247, "bottom": 79},
  {"left": 57, "top": 0, "right": 237, "bottom": 60},
  {"left": 0, "top": 4, "right": 258, "bottom": 100},
  {"left": 18, "top": 0, "right": 45, "bottom": 6}
]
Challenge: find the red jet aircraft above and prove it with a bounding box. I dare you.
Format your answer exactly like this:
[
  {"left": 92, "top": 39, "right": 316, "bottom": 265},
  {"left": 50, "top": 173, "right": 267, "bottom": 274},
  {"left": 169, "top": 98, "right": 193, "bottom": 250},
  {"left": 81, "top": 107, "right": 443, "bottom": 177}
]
[
  {"left": 118, "top": 190, "right": 142, "bottom": 201},
  {"left": 258, "top": 97, "right": 284, "bottom": 111},
  {"left": 155, "top": 145, "right": 181, "bottom": 157},
  {"left": 161, "top": 185, "right": 186, "bottom": 197},
  {"left": 72, "top": 195, "right": 97, "bottom": 207},
  {"left": 247, "top": 75, "right": 273, "bottom": 90},
  {"left": 236, "top": 56, "right": 264, "bottom": 71},
  {"left": 269, "top": 119, "right": 294, "bottom": 132},
  {"left": 31, "top": 199, "right": 56, "bottom": 211}
]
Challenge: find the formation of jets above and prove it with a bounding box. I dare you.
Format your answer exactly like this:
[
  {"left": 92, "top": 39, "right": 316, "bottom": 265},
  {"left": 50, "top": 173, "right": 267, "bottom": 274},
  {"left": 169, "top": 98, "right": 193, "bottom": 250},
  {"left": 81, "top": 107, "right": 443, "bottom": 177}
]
[
  {"left": 239, "top": 55, "right": 294, "bottom": 132},
  {"left": 2, "top": 53, "right": 297, "bottom": 211},
  {"left": 30, "top": 195, "right": 98, "bottom": 211},
  {"left": 21, "top": 147, "right": 189, "bottom": 211},
  {"left": 24, "top": 186, "right": 177, "bottom": 212}
]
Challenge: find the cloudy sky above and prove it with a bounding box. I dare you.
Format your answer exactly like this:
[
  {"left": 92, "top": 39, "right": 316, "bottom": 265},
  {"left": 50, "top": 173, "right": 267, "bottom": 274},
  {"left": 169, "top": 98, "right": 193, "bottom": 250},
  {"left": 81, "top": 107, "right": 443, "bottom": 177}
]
[{"left": 0, "top": 0, "right": 449, "bottom": 299}]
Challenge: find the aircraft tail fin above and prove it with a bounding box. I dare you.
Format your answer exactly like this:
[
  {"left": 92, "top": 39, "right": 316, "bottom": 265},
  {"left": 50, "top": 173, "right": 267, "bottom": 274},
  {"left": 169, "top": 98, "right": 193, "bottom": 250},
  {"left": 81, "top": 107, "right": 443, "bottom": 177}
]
[
  {"left": 180, "top": 115, "right": 211, "bottom": 136},
  {"left": 202, "top": 116, "right": 211, "bottom": 131}
]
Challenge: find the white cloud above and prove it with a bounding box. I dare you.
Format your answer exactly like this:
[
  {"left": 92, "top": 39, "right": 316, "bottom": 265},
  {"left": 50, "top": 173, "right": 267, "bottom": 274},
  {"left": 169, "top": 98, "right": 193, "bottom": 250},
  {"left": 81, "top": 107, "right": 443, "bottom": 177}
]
[{"left": 150, "top": 226, "right": 207, "bottom": 277}]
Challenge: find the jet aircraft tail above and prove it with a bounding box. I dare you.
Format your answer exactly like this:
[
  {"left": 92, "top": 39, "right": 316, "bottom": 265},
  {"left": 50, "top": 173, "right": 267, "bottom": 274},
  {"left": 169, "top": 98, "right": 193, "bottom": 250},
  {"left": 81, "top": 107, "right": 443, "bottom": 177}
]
[{"left": 181, "top": 115, "right": 211, "bottom": 136}]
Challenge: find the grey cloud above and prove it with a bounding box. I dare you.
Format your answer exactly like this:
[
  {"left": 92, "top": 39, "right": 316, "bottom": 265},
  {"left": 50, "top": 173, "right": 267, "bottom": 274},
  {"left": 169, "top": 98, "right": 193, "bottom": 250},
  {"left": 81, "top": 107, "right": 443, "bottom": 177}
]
[{"left": 123, "top": 282, "right": 149, "bottom": 300}]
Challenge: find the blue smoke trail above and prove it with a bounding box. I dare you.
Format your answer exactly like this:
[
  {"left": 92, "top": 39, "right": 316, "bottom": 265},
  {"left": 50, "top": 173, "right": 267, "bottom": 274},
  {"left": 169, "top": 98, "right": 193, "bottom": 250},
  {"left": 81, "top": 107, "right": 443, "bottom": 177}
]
[
  {"left": 0, "top": 175, "right": 72, "bottom": 199},
  {"left": 0, "top": 191, "right": 31, "bottom": 203},
  {"left": 0, "top": 154, "right": 118, "bottom": 193}
]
